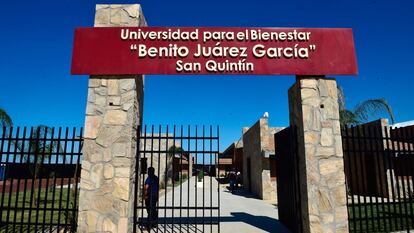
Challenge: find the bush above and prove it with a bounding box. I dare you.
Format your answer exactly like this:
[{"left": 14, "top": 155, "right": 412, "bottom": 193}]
[
  {"left": 181, "top": 173, "right": 188, "bottom": 181},
  {"left": 197, "top": 171, "right": 204, "bottom": 182}
]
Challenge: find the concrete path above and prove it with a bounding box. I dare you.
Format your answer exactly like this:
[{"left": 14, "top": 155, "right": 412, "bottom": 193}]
[
  {"left": 220, "top": 183, "right": 290, "bottom": 233},
  {"left": 137, "top": 177, "right": 290, "bottom": 233}
]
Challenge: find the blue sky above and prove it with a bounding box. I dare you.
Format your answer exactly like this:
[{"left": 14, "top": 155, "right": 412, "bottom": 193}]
[{"left": 0, "top": 0, "right": 413, "bottom": 149}]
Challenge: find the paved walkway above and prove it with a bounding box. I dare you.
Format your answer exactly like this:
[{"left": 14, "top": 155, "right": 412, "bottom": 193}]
[
  {"left": 220, "top": 183, "right": 290, "bottom": 233},
  {"left": 138, "top": 177, "right": 290, "bottom": 233}
]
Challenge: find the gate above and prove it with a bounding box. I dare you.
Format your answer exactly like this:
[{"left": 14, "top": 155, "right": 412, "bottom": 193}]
[
  {"left": 343, "top": 123, "right": 414, "bottom": 232},
  {"left": 133, "top": 125, "right": 220, "bottom": 233},
  {"left": 275, "top": 126, "right": 303, "bottom": 233},
  {"left": 0, "top": 127, "right": 82, "bottom": 233}
]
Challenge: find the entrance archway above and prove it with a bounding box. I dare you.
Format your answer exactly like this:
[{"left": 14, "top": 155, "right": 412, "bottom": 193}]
[{"left": 72, "top": 4, "right": 356, "bottom": 233}]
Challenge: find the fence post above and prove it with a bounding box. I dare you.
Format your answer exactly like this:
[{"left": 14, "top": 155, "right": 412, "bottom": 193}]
[
  {"left": 77, "top": 4, "right": 146, "bottom": 233},
  {"left": 288, "top": 77, "right": 349, "bottom": 233}
]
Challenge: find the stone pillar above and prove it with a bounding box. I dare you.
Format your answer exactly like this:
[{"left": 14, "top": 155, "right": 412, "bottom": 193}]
[
  {"left": 77, "top": 4, "right": 146, "bottom": 233},
  {"left": 288, "top": 77, "right": 349, "bottom": 233}
]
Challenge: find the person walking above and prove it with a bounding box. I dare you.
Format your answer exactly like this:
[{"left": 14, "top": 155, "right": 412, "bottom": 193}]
[
  {"left": 236, "top": 171, "right": 241, "bottom": 189},
  {"left": 144, "top": 167, "right": 159, "bottom": 230},
  {"left": 228, "top": 169, "right": 237, "bottom": 194}
]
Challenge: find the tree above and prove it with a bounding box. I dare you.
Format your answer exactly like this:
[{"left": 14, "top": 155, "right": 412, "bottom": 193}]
[
  {"left": 338, "top": 86, "right": 395, "bottom": 127},
  {"left": 0, "top": 107, "right": 12, "bottom": 128},
  {"left": 168, "top": 145, "right": 184, "bottom": 156},
  {"left": 21, "top": 125, "right": 62, "bottom": 207},
  {"left": 15, "top": 125, "right": 74, "bottom": 230}
]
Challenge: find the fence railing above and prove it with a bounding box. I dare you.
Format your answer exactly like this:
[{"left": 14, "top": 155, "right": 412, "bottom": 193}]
[
  {"left": 343, "top": 124, "right": 414, "bottom": 232},
  {"left": 275, "top": 126, "right": 303, "bottom": 233},
  {"left": 134, "top": 125, "right": 220, "bottom": 233},
  {"left": 0, "top": 127, "right": 83, "bottom": 233}
]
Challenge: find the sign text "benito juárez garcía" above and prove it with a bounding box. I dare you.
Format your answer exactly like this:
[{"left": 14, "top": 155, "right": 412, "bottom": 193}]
[{"left": 121, "top": 28, "right": 316, "bottom": 73}]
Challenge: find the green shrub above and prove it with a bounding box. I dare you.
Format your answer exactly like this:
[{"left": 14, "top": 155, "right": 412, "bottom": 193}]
[
  {"left": 181, "top": 173, "right": 188, "bottom": 181},
  {"left": 197, "top": 171, "right": 204, "bottom": 182}
]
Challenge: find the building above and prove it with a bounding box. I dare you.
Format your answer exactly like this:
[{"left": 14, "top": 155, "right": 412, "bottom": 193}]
[
  {"left": 343, "top": 119, "right": 414, "bottom": 198},
  {"left": 171, "top": 151, "right": 193, "bottom": 180},
  {"left": 220, "top": 116, "right": 284, "bottom": 201},
  {"left": 139, "top": 135, "right": 183, "bottom": 188},
  {"left": 242, "top": 117, "right": 284, "bottom": 201},
  {"left": 219, "top": 138, "right": 243, "bottom": 177}
]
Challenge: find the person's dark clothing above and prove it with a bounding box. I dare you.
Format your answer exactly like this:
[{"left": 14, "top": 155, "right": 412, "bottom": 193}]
[
  {"left": 144, "top": 175, "right": 159, "bottom": 229},
  {"left": 228, "top": 171, "right": 237, "bottom": 193},
  {"left": 236, "top": 172, "right": 241, "bottom": 188},
  {"left": 145, "top": 175, "right": 159, "bottom": 197},
  {"left": 145, "top": 197, "right": 158, "bottom": 228}
]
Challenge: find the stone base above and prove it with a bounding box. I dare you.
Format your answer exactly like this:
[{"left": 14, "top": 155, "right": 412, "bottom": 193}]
[
  {"left": 77, "top": 4, "right": 146, "bottom": 233},
  {"left": 288, "top": 77, "right": 349, "bottom": 233}
]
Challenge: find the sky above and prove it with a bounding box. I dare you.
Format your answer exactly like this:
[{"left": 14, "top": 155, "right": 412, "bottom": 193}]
[{"left": 0, "top": 0, "right": 413, "bottom": 150}]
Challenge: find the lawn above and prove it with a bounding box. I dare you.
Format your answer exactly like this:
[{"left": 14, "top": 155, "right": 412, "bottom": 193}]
[
  {"left": 0, "top": 187, "right": 78, "bottom": 233},
  {"left": 349, "top": 200, "right": 414, "bottom": 232}
]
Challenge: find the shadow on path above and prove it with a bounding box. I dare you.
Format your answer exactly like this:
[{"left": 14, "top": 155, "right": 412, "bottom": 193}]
[
  {"left": 223, "top": 186, "right": 276, "bottom": 202},
  {"left": 137, "top": 212, "right": 291, "bottom": 233},
  {"left": 223, "top": 212, "right": 291, "bottom": 233}
]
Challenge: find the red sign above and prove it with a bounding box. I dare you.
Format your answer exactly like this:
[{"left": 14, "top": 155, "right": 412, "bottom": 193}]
[{"left": 71, "top": 27, "right": 357, "bottom": 75}]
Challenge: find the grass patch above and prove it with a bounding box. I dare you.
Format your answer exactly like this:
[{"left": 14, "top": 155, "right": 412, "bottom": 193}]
[
  {"left": 0, "top": 187, "right": 78, "bottom": 233},
  {"left": 349, "top": 200, "right": 414, "bottom": 232}
]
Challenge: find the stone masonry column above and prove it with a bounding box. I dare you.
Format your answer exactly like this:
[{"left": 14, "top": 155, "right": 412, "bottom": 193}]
[
  {"left": 288, "top": 77, "right": 349, "bottom": 233},
  {"left": 77, "top": 4, "right": 146, "bottom": 233}
]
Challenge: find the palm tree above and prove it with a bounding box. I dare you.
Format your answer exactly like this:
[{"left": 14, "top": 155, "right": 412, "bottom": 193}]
[
  {"left": 338, "top": 86, "right": 395, "bottom": 127},
  {"left": 168, "top": 145, "right": 184, "bottom": 155},
  {"left": 0, "top": 107, "right": 12, "bottom": 128},
  {"left": 15, "top": 125, "right": 74, "bottom": 230},
  {"left": 21, "top": 125, "right": 62, "bottom": 207}
]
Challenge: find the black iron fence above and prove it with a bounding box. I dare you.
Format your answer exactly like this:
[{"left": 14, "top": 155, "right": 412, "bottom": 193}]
[
  {"left": 275, "top": 126, "right": 303, "bottom": 233},
  {"left": 0, "top": 127, "right": 83, "bottom": 233},
  {"left": 134, "top": 125, "right": 220, "bottom": 233},
  {"left": 343, "top": 124, "right": 414, "bottom": 232}
]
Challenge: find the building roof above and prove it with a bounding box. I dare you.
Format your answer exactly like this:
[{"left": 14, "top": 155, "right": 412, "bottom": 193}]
[
  {"left": 219, "top": 158, "right": 233, "bottom": 165},
  {"left": 234, "top": 138, "right": 243, "bottom": 148},
  {"left": 221, "top": 138, "right": 243, "bottom": 156},
  {"left": 392, "top": 120, "right": 414, "bottom": 128}
]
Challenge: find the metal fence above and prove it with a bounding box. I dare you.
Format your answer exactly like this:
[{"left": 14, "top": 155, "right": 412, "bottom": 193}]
[
  {"left": 275, "top": 126, "right": 303, "bottom": 233},
  {"left": 0, "top": 127, "right": 83, "bottom": 233},
  {"left": 134, "top": 125, "right": 220, "bottom": 233},
  {"left": 343, "top": 124, "right": 414, "bottom": 232}
]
